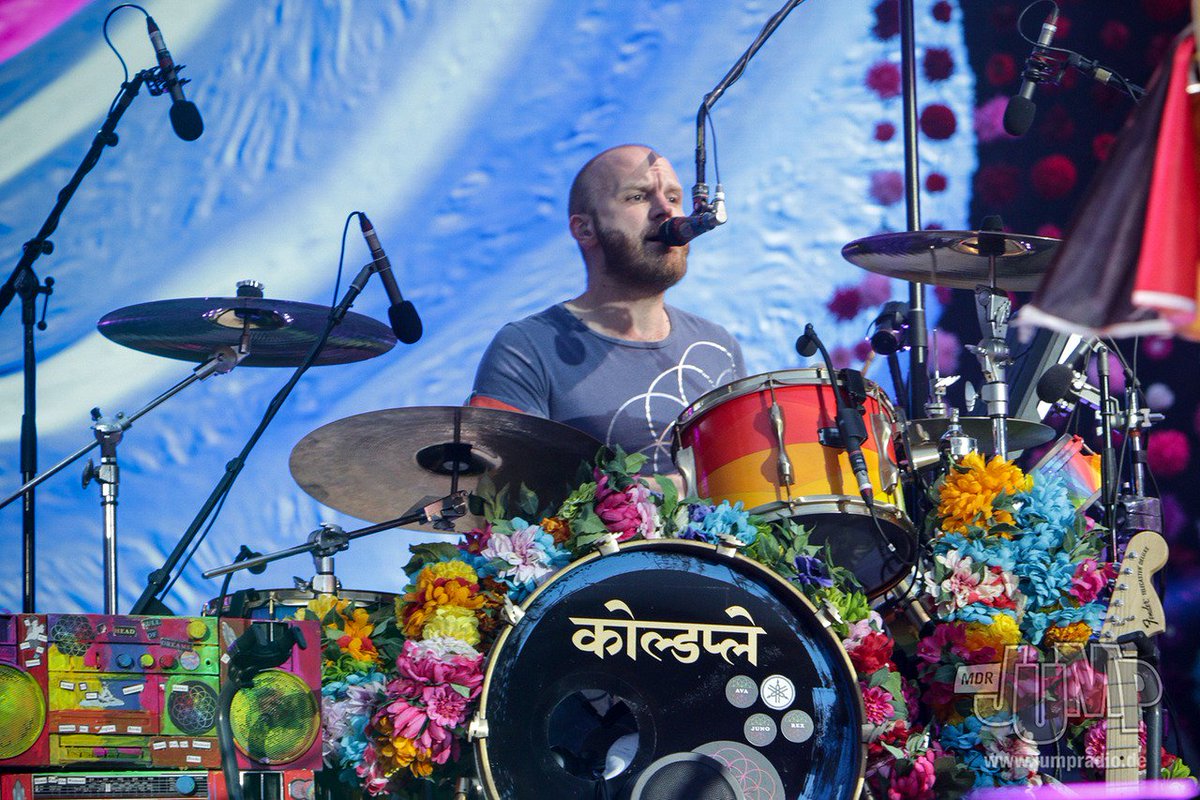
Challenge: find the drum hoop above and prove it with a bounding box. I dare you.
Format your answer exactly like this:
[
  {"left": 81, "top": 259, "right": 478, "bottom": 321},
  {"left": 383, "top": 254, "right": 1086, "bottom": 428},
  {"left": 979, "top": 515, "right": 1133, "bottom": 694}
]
[
  {"left": 474, "top": 538, "right": 867, "bottom": 800},
  {"left": 677, "top": 368, "right": 892, "bottom": 431},
  {"left": 752, "top": 498, "right": 915, "bottom": 531}
]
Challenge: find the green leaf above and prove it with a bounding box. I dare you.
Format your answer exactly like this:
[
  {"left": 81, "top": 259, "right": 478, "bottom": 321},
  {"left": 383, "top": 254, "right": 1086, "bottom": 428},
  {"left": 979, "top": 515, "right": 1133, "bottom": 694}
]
[
  {"left": 404, "top": 542, "right": 465, "bottom": 577},
  {"left": 517, "top": 483, "right": 540, "bottom": 518}
]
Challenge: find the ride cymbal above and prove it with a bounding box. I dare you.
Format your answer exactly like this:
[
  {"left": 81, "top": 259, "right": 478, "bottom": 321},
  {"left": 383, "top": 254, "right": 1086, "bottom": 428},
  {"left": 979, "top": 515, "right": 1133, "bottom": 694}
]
[
  {"left": 289, "top": 406, "right": 602, "bottom": 531},
  {"left": 98, "top": 295, "right": 396, "bottom": 367},
  {"left": 842, "top": 230, "right": 1060, "bottom": 291}
]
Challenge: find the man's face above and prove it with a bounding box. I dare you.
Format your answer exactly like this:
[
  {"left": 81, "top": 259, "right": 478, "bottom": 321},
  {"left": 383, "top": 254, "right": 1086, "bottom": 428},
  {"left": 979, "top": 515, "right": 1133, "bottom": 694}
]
[{"left": 587, "top": 148, "right": 689, "bottom": 292}]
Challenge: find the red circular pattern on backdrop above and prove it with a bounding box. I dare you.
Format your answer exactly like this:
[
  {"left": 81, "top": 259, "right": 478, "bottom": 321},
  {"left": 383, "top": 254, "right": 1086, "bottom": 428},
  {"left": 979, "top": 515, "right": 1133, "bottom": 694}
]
[
  {"left": 923, "top": 47, "right": 955, "bottom": 81},
  {"left": 867, "top": 61, "right": 902, "bottom": 99},
  {"left": 925, "top": 173, "right": 948, "bottom": 192},
  {"left": 975, "top": 164, "right": 1021, "bottom": 207},
  {"left": 874, "top": 121, "right": 896, "bottom": 142},
  {"left": 1030, "top": 154, "right": 1078, "bottom": 200},
  {"left": 985, "top": 52, "right": 1017, "bottom": 86},
  {"left": 919, "top": 103, "right": 957, "bottom": 139}
]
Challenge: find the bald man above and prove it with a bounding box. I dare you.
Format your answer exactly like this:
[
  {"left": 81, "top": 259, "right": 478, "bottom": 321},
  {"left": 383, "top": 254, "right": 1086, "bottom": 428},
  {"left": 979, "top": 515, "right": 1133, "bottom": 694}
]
[{"left": 469, "top": 144, "right": 745, "bottom": 474}]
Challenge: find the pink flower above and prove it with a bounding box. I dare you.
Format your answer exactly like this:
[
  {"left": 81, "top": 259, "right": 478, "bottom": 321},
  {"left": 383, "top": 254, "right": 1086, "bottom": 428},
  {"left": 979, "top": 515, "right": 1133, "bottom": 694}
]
[
  {"left": 594, "top": 474, "right": 659, "bottom": 541},
  {"left": 356, "top": 747, "right": 393, "bottom": 796},
  {"left": 916, "top": 621, "right": 968, "bottom": 666},
  {"left": 1060, "top": 658, "right": 1107, "bottom": 721},
  {"left": 394, "top": 639, "right": 484, "bottom": 698},
  {"left": 1070, "top": 558, "right": 1107, "bottom": 604},
  {"left": 862, "top": 685, "right": 895, "bottom": 725},
  {"left": 481, "top": 527, "right": 556, "bottom": 584},
  {"left": 887, "top": 749, "right": 937, "bottom": 800},
  {"left": 421, "top": 684, "right": 470, "bottom": 728}
]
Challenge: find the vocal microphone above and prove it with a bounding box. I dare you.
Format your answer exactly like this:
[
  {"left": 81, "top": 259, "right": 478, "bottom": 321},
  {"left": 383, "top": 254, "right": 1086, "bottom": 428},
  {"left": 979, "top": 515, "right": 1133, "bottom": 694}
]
[
  {"left": 1036, "top": 363, "right": 1101, "bottom": 410},
  {"left": 651, "top": 211, "right": 720, "bottom": 247},
  {"left": 359, "top": 213, "right": 423, "bottom": 344},
  {"left": 145, "top": 16, "right": 204, "bottom": 141},
  {"left": 1003, "top": 7, "right": 1060, "bottom": 137}
]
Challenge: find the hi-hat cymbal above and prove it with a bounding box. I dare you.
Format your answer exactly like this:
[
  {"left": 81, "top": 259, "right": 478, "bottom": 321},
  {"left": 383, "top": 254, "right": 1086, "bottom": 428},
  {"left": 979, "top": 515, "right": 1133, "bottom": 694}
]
[
  {"left": 98, "top": 296, "right": 396, "bottom": 367},
  {"left": 842, "top": 230, "right": 1060, "bottom": 291},
  {"left": 907, "top": 416, "right": 1055, "bottom": 468},
  {"left": 289, "top": 406, "right": 603, "bottom": 531}
]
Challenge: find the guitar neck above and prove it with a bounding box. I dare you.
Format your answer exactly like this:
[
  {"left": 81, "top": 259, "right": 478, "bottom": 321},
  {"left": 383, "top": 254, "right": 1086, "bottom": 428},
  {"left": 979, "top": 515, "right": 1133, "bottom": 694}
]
[{"left": 1103, "top": 643, "right": 1142, "bottom": 782}]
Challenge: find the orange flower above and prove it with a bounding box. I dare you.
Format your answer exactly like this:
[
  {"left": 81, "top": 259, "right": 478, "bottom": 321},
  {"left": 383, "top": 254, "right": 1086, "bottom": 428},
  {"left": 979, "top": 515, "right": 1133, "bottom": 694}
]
[
  {"left": 540, "top": 516, "right": 572, "bottom": 544},
  {"left": 400, "top": 567, "right": 486, "bottom": 638},
  {"left": 937, "top": 452, "right": 1032, "bottom": 534}
]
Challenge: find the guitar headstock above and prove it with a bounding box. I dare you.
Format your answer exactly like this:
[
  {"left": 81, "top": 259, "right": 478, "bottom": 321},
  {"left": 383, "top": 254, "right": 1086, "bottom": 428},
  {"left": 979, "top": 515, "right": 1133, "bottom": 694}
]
[{"left": 1097, "top": 530, "right": 1168, "bottom": 644}]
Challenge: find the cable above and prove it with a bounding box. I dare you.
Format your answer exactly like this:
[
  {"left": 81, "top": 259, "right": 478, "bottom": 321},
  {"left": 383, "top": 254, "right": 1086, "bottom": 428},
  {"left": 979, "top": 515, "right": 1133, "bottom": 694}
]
[{"left": 329, "top": 212, "right": 357, "bottom": 310}]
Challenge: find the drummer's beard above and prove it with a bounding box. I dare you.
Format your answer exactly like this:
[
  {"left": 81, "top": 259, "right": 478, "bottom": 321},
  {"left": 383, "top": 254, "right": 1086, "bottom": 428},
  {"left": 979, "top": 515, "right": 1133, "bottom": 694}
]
[{"left": 595, "top": 222, "right": 688, "bottom": 293}]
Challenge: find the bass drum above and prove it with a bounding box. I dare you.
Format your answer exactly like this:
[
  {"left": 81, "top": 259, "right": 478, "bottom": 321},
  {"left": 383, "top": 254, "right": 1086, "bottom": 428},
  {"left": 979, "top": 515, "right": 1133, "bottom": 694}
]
[
  {"left": 473, "top": 540, "right": 864, "bottom": 800},
  {"left": 674, "top": 368, "right": 916, "bottom": 598}
]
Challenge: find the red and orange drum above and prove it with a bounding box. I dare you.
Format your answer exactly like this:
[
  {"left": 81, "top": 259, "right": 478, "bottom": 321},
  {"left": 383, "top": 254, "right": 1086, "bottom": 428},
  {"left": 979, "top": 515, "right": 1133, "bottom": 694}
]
[{"left": 674, "top": 368, "right": 915, "bottom": 596}]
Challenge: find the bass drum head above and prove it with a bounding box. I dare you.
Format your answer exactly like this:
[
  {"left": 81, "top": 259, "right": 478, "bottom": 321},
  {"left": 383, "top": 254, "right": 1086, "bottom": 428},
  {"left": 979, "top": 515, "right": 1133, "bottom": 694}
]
[{"left": 475, "top": 540, "right": 864, "bottom": 800}]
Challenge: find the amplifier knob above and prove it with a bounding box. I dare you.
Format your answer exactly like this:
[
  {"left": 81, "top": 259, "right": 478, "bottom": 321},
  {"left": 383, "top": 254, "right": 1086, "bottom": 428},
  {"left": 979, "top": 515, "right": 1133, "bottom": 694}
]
[
  {"left": 139, "top": 653, "right": 155, "bottom": 669},
  {"left": 175, "top": 776, "right": 197, "bottom": 795},
  {"left": 115, "top": 653, "right": 133, "bottom": 669},
  {"left": 160, "top": 653, "right": 177, "bottom": 669},
  {"left": 187, "top": 620, "right": 209, "bottom": 641}
]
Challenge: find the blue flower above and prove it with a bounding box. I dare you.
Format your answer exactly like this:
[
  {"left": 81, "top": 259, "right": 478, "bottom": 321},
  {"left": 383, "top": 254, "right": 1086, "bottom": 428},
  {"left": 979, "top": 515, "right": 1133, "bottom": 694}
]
[
  {"left": 792, "top": 554, "right": 833, "bottom": 588},
  {"left": 1013, "top": 549, "right": 1076, "bottom": 610},
  {"left": 1014, "top": 472, "right": 1076, "bottom": 548},
  {"left": 951, "top": 604, "right": 1017, "bottom": 626},
  {"left": 940, "top": 716, "right": 984, "bottom": 750},
  {"left": 934, "top": 532, "right": 1016, "bottom": 572},
  {"left": 679, "top": 501, "right": 756, "bottom": 545}
]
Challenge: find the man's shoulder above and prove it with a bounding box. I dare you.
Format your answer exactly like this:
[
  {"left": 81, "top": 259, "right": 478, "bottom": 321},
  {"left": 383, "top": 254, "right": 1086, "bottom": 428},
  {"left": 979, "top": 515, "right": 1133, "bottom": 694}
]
[
  {"left": 496, "top": 303, "right": 575, "bottom": 338},
  {"left": 665, "top": 304, "right": 736, "bottom": 341}
]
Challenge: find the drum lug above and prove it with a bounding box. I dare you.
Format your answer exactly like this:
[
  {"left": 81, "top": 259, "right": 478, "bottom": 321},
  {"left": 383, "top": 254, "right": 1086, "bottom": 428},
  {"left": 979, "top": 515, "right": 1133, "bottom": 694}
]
[
  {"left": 715, "top": 535, "right": 746, "bottom": 558},
  {"left": 501, "top": 596, "right": 525, "bottom": 625},
  {"left": 467, "top": 714, "right": 489, "bottom": 741},
  {"left": 815, "top": 601, "right": 844, "bottom": 630},
  {"left": 596, "top": 532, "right": 621, "bottom": 555}
]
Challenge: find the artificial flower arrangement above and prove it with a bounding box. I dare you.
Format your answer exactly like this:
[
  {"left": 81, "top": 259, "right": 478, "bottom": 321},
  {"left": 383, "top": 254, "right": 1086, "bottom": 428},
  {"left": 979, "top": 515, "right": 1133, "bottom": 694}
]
[
  {"left": 915, "top": 451, "right": 1192, "bottom": 790},
  {"left": 301, "top": 448, "right": 905, "bottom": 798}
]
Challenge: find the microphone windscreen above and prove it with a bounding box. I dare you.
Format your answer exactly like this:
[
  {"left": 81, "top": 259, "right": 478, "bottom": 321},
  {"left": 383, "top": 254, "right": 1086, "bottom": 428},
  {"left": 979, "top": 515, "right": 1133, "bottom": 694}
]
[
  {"left": 795, "top": 334, "right": 818, "bottom": 358},
  {"left": 1002, "top": 95, "right": 1035, "bottom": 137},
  {"left": 170, "top": 101, "right": 204, "bottom": 141},
  {"left": 389, "top": 301, "right": 423, "bottom": 344},
  {"left": 1036, "top": 363, "right": 1075, "bottom": 403}
]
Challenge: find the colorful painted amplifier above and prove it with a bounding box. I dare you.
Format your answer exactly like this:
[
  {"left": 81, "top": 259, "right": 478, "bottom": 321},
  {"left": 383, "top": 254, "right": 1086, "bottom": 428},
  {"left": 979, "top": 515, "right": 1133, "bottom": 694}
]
[{"left": 0, "top": 614, "right": 321, "bottom": 773}]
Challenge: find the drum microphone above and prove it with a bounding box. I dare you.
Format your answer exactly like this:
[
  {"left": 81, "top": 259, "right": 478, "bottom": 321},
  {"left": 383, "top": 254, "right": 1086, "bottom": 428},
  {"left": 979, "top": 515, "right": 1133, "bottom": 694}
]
[
  {"left": 359, "top": 213, "right": 423, "bottom": 344},
  {"left": 1004, "top": 6, "right": 1059, "bottom": 137},
  {"left": 795, "top": 324, "right": 874, "bottom": 508},
  {"left": 145, "top": 16, "right": 204, "bottom": 141},
  {"left": 1036, "top": 363, "right": 1101, "bottom": 410}
]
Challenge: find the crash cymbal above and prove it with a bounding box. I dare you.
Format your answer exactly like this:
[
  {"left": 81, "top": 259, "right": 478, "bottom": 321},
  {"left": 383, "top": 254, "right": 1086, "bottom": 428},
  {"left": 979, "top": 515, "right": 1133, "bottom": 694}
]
[
  {"left": 842, "top": 230, "right": 1060, "bottom": 291},
  {"left": 289, "top": 406, "right": 603, "bottom": 531},
  {"left": 907, "top": 416, "right": 1055, "bottom": 468},
  {"left": 97, "top": 294, "right": 396, "bottom": 367}
]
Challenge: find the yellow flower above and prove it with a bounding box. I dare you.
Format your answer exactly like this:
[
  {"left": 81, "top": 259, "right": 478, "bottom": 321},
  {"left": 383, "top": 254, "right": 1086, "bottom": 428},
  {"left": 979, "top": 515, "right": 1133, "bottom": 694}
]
[
  {"left": 429, "top": 560, "right": 479, "bottom": 583},
  {"left": 937, "top": 452, "right": 1032, "bottom": 534},
  {"left": 421, "top": 604, "right": 481, "bottom": 645},
  {"left": 385, "top": 737, "right": 434, "bottom": 778},
  {"left": 964, "top": 614, "right": 1021, "bottom": 654},
  {"left": 1043, "top": 622, "right": 1092, "bottom": 656},
  {"left": 299, "top": 594, "right": 348, "bottom": 621}
]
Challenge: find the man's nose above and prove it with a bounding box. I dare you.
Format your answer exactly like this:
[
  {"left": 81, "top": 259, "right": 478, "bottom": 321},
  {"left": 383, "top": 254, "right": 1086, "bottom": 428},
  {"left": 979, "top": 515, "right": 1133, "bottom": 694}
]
[{"left": 648, "top": 191, "right": 675, "bottom": 220}]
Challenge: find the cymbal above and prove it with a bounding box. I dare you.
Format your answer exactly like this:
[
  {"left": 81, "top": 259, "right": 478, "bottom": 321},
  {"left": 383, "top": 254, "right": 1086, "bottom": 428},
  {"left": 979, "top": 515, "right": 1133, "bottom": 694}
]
[
  {"left": 289, "top": 406, "right": 603, "bottom": 531},
  {"left": 97, "top": 296, "right": 396, "bottom": 367},
  {"left": 907, "top": 416, "right": 1055, "bottom": 468},
  {"left": 842, "top": 230, "right": 1060, "bottom": 291}
]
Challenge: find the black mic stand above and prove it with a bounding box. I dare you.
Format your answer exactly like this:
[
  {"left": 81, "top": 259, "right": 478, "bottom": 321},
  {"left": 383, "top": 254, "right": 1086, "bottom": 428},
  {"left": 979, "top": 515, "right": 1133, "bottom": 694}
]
[
  {"left": 0, "top": 66, "right": 190, "bottom": 612},
  {"left": 129, "top": 261, "right": 381, "bottom": 615}
]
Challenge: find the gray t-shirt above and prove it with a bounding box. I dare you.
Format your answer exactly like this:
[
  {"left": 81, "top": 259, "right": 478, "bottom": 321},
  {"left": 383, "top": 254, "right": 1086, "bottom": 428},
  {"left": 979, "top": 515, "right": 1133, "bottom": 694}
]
[{"left": 471, "top": 303, "right": 745, "bottom": 473}]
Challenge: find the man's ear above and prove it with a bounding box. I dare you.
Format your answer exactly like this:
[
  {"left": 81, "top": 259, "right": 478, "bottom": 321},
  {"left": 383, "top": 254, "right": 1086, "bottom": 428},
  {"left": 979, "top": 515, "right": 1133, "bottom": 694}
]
[{"left": 569, "top": 213, "right": 595, "bottom": 244}]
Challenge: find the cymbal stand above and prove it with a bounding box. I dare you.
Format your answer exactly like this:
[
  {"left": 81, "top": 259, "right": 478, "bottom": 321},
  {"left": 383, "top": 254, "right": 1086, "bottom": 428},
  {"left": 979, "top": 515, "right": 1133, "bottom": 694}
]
[
  {"left": 202, "top": 492, "right": 469, "bottom": 582},
  {"left": 965, "top": 282, "right": 1013, "bottom": 459},
  {"left": 0, "top": 347, "right": 242, "bottom": 611}
]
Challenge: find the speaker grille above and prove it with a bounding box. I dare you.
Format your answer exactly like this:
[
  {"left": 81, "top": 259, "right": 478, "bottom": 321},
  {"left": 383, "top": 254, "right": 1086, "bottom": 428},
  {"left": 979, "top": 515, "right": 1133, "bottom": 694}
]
[
  {"left": 0, "top": 663, "right": 45, "bottom": 759},
  {"left": 167, "top": 679, "right": 220, "bottom": 735},
  {"left": 230, "top": 669, "right": 319, "bottom": 764},
  {"left": 632, "top": 755, "right": 742, "bottom": 800}
]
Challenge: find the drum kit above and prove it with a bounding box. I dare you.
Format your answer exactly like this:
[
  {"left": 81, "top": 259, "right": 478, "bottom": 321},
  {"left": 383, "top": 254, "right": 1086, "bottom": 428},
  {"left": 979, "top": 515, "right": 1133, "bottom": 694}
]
[{"left": 3, "top": 223, "right": 1082, "bottom": 799}]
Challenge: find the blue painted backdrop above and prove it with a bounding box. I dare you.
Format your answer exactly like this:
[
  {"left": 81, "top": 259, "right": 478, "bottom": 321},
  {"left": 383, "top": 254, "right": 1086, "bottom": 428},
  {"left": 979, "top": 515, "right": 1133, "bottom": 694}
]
[{"left": 0, "top": 0, "right": 972, "bottom": 614}]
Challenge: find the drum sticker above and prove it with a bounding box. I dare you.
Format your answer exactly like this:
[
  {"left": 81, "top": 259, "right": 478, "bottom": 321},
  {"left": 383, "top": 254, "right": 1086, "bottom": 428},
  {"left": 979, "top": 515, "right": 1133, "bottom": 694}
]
[
  {"left": 781, "top": 710, "right": 814, "bottom": 743},
  {"left": 725, "top": 675, "right": 758, "bottom": 708},
  {"left": 743, "top": 714, "right": 777, "bottom": 747},
  {"left": 569, "top": 599, "right": 767, "bottom": 665},
  {"left": 694, "top": 741, "right": 786, "bottom": 800},
  {"left": 759, "top": 674, "right": 795, "bottom": 710}
]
